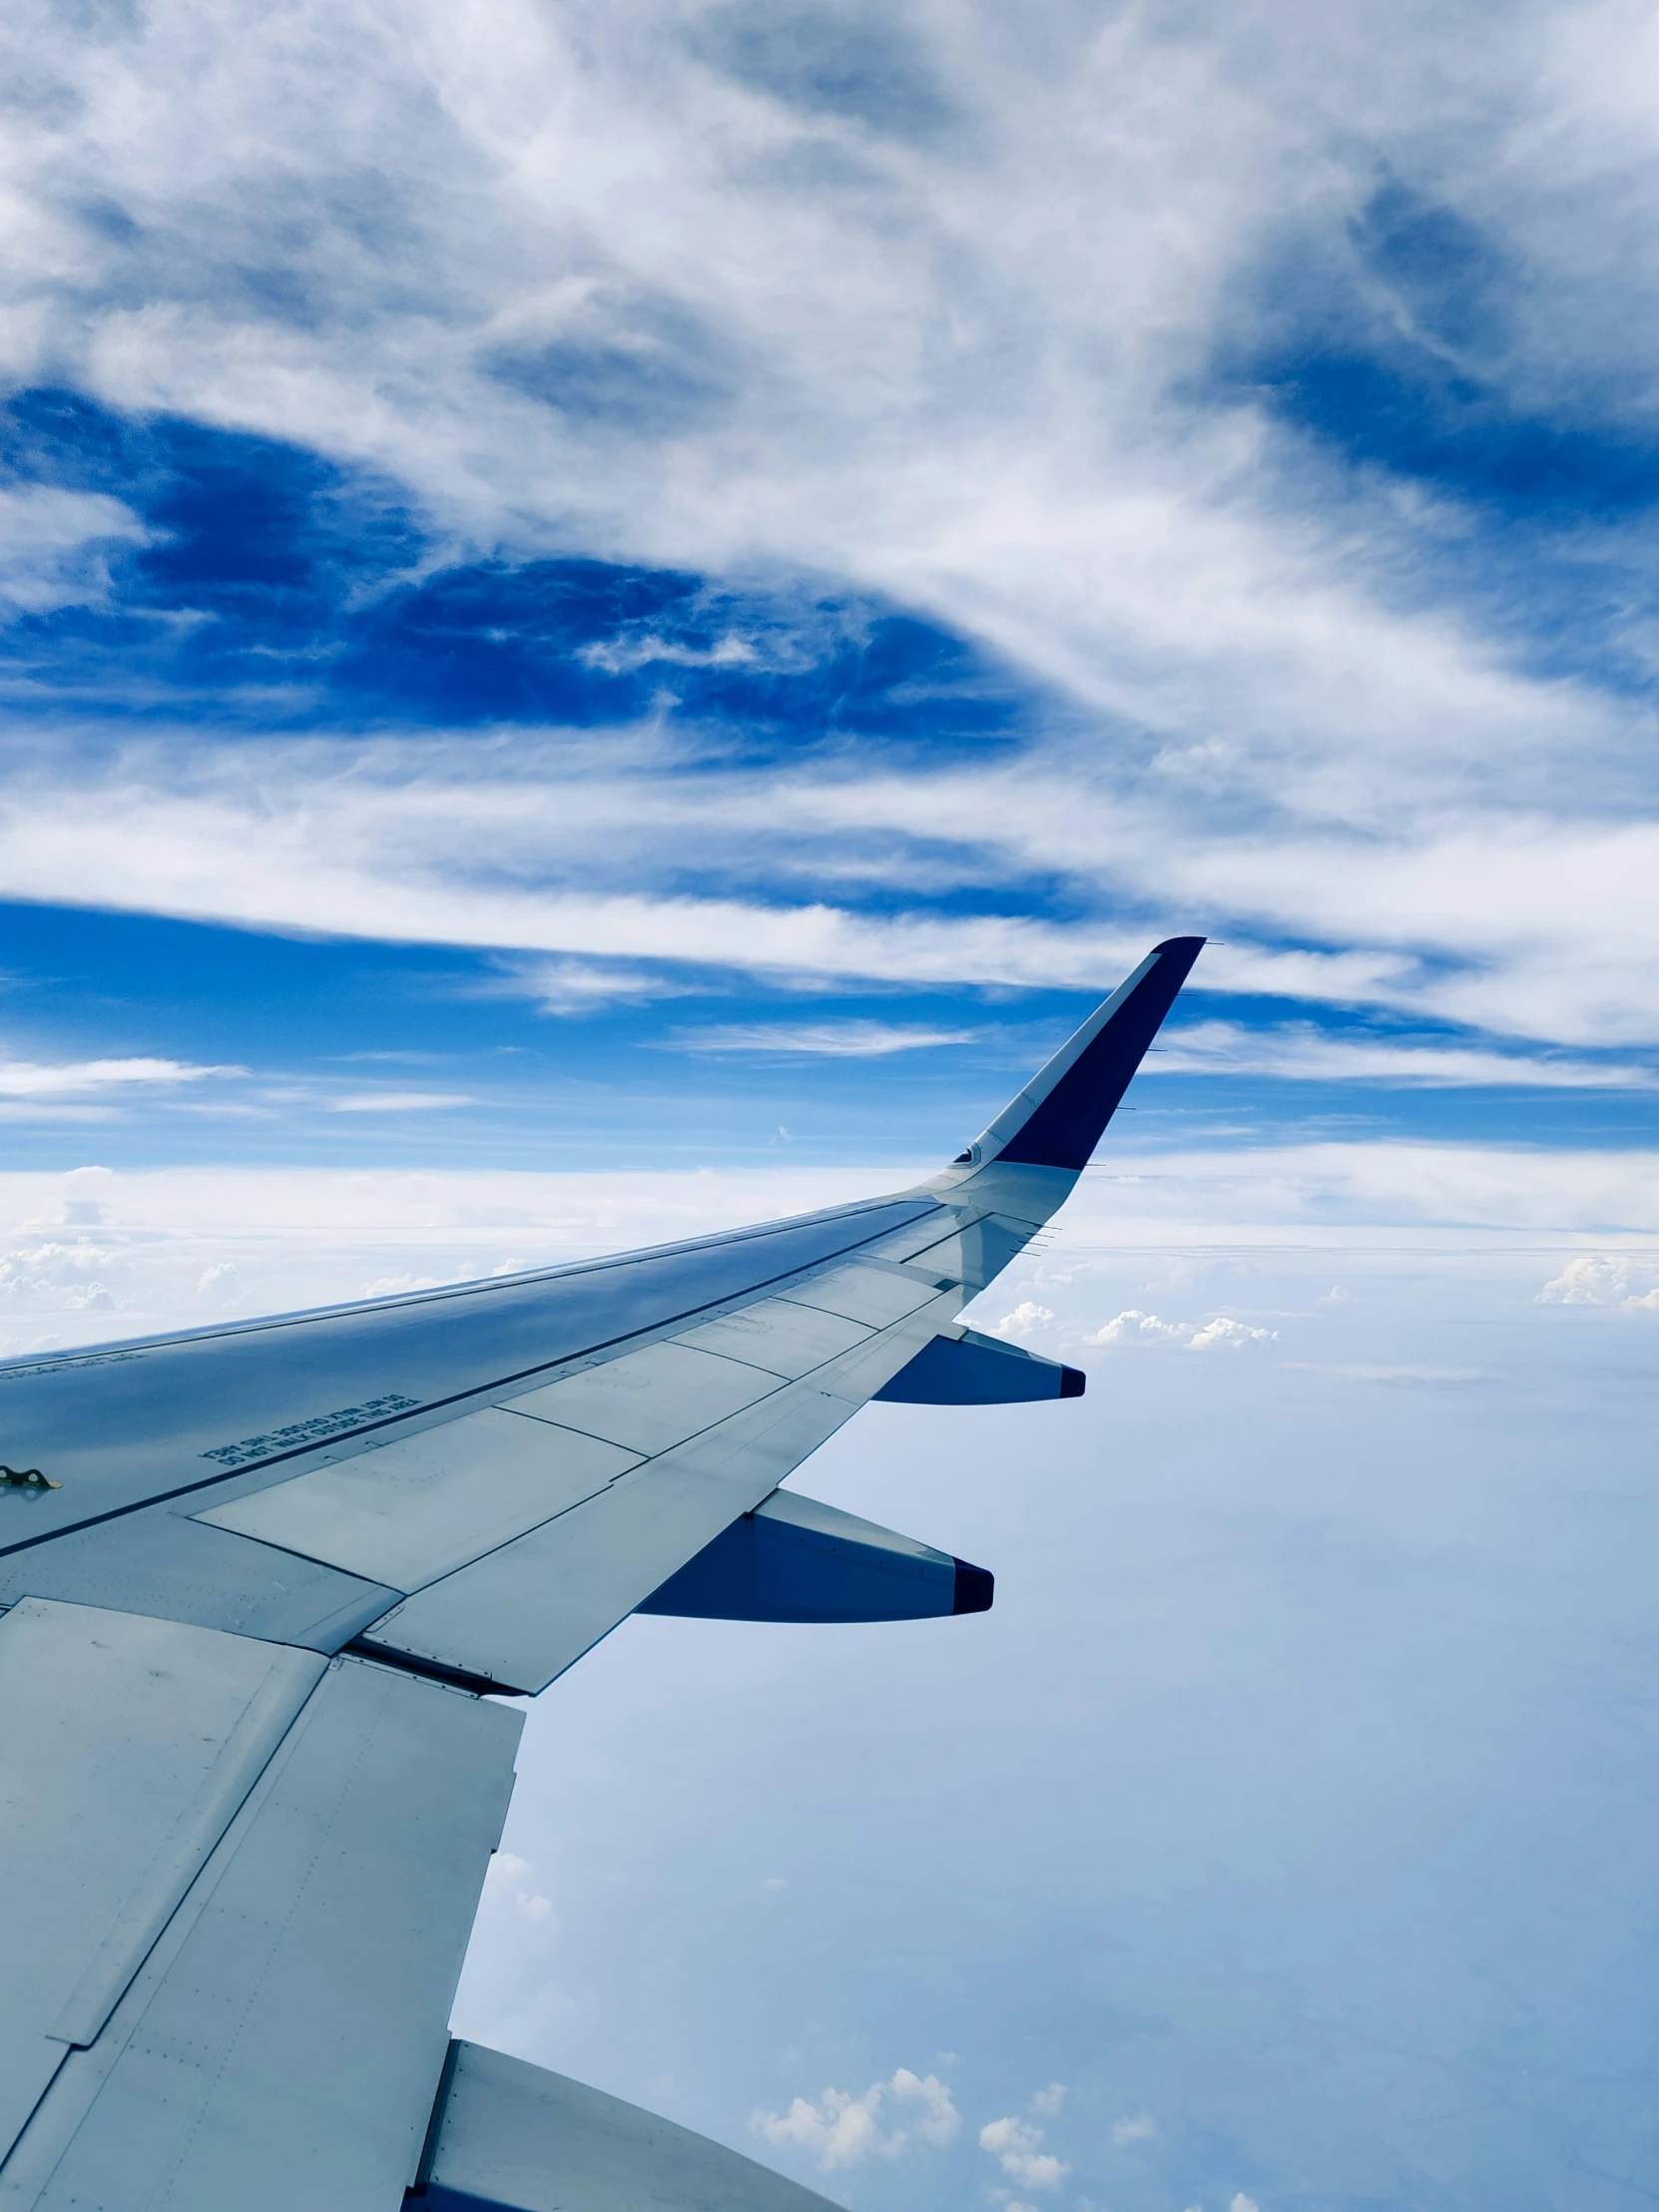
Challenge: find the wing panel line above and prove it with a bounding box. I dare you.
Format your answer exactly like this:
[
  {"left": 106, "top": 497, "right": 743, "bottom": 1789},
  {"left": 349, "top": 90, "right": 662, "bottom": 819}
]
[{"left": 0, "top": 1200, "right": 948, "bottom": 1563}]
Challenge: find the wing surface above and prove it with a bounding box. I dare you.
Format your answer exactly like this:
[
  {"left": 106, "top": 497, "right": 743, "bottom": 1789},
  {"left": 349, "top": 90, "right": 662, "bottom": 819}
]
[{"left": 0, "top": 937, "right": 1203, "bottom": 2210}]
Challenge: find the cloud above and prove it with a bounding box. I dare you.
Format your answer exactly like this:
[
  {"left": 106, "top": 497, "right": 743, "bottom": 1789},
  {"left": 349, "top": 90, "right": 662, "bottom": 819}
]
[
  {"left": 753, "top": 2068, "right": 959, "bottom": 2169},
  {"left": 992, "top": 1301, "right": 1055, "bottom": 1339},
  {"left": 1028, "top": 2083, "right": 1066, "bottom": 2118},
  {"left": 1187, "top": 1315, "right": 1280, "bottom": 1352},
  {"left": 1, "top": 0, "right": 1658, "bottom": 1073},
  {"left": 325, "top": 1091, "right": 474, "bottom": 1113},
  {"left": 495, "top": 957, "right": 688, "bottom": 1015},
  {"left": 1111, "top": 2111, "right": 1157, "bottom": 2143},
  {"left": 1232, "top": 2196, "right": 1262, "bottom": 2212},
  {"left": 0, "top": 1056, "right": 229, "bottom": 1099},
  {"left": 1149, "top": 1021, "right": 1656, "bottom": 1090},
  {"left": 673, "top": 1019, "right": 976, "bottom": 1057},
  {"left": 480, "top": 1850, "right": 555, "bottom": 1929},
  {"left": 1084, "top": 1310, "right": 1278, "bottom": 1352},
  {"left": 0, "top": 485, "right": 150, "bottom": 615},
  {"left": 1537, "top": 1254, "right": 1659, "bottom": 1306},
  {"left": 979, "top": 2114, "right": 1070, "bottom": 2191},
  {"left": 0, "top": 1239, "right": 119, "bottom": 1311}
]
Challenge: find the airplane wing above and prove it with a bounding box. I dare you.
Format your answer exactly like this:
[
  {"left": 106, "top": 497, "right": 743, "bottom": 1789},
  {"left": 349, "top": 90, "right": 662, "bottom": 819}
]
[{"left": 0, "top": 937, "right": 1203, "bottom": 2212}]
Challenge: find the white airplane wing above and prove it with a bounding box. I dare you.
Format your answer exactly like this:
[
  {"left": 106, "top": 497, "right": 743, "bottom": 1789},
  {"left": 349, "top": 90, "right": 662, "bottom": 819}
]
[{"left": 0, "top": 937, "right": 1203, "bottom": 2212}]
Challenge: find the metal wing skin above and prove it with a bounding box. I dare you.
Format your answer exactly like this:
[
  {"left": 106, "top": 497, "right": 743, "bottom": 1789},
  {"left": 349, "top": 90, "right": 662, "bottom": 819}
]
[{"left": 0, "top": 938, "right": 1203, "bottom": 2212}]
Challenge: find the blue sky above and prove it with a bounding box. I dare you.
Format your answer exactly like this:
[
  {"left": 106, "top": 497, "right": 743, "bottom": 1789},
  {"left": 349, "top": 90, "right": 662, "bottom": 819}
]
[{"left": 2, "top": 1, "right": 1658, "bottom": 2206}]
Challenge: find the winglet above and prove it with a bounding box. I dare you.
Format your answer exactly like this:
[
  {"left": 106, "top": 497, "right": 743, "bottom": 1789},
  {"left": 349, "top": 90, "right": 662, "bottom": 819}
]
[{"left": 952, "top": 937, "right": 1204, "bottom": 1173}]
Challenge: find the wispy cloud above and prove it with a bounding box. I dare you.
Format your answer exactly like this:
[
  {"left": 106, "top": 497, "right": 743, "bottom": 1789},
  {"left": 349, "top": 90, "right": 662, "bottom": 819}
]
[
  {"left": 1151, "top": 1022, "right": 1657, "bottom": 1089},
  {"left": 673, "top": 1018, "right": 975, "bottom": 1057},
  {"left": 0, "top": 1056, "right": 231, "bottom": 1099},
  {"left": 0, "top": 485, "right": 150, "bottom": 615},
  {"left": 0, "top": 0, "right": 1656, "bottom": 1082},
  {"left": 325, "top": 1091, "right": 473, "bottom": 1113}
]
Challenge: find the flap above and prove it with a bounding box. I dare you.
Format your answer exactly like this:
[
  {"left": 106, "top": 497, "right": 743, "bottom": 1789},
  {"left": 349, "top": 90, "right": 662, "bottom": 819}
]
[
  {"left": 8, "top": 1653, "right": 520, "bottom": 2212},
  {"left": 351, "top": 1299, "right": 956, "bottom": 1693},
  {"left": 0, "top": 1599, "right": 327, "bottom": 2163}
]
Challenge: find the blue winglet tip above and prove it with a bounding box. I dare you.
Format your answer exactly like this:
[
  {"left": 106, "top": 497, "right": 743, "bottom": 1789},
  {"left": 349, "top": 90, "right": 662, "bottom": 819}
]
[
  {"left": 1151, "top": 934, "right": 1207, "bottom": 958},
  {"left": 952, "top": 1560, "right": 994, "bottom": 1614}
]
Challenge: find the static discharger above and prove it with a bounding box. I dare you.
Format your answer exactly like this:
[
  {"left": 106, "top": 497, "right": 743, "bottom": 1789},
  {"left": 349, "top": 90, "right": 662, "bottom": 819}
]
[{"left": 0, "top": 1464, "right": 58, "bottom": 1491}]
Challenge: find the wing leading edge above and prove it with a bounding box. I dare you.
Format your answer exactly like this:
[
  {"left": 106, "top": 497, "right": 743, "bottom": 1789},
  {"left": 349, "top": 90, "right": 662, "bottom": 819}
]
[{"left": 0, "top": 938, "right": 1203, "bottom": 2212}]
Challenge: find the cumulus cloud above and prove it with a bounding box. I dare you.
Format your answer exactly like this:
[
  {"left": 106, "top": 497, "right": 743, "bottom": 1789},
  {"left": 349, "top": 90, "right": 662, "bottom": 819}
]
[
  {"left": 1537, "top": 1254, "right": 1659, "bottom": 1306},
  {"left": 979, "top": 2113, "right": 1070, "bottom": 2191},
  {"left": 1084, "top": 1310, "right": 1278, "bottom": 1352},
  {"left": 753, "top": 2068, "right": 959, "bottom": 2169},
  {"left": 993, "top": 1301, "right": 1055, "bottom": 1339},
  {"left": 1111, "top": 2111, "right": 1158, "bottom": 2143},
  {"left": 0, "top": 1239, "right": 119, "bottom": 1312}
]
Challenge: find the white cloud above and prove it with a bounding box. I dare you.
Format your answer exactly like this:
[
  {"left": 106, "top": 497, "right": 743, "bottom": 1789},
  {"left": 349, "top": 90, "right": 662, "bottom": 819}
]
[
  {"left": 0, "top": 734, "right": 1652, "bottom": 1061},
  {"left": 0, "top": 485, "right": 149, "bottom": 615},
  {"left": 1537, "top": 1254, "right": 1659, "bottom": 1306},
  {"left": 993, "top": 1301, "right": 1055, "bottom": 1339},
  {"left": 0, "top": 1056, "right": 228, "bottom": 1099},
  {"left": 1232, "top": 2196, "right": 1262, "bottom": 2212},
  {"left": 1187, "top": 1316, "right": 1280, "bottom": 1352},
  {"left": 1083, "top": 1310, "right": 1277, "bottom": 1352},
  {"left": 979, "top": 2114, "right": 1070, "bottom": 2191},
  {"left": 753, "top": 2068, "right": 958, "bottom": 2169},
  {"left": 0, "top": 0, "right": 1656, "bottom": 1064},
  {"left": 888, "top": 2068, "right": 961, "bottom": 2147},
  {"left": 1028, "top": 2083, "right": 1066, "bottom": 2118},
  {"left": 674, "top": 1020, "right": 976, "bottom": 1057},
  {"left": 326, "top": 1091, "right": 474, "bottom": 1113},
  {"left": 1111, "top": 2111, "right": 1157, "bottom": 2143},
  {"left": 1085, "top": 1309, "right": 1186, "bottom": 1346},
  {"left": 497, "top": 957, "right": 686, "bottom": 1015},
  {"left": 479, "top": 1850, "right": 555, "bottom": 1929},
  {"left": 1149, "top": 1022, "right": 1656, "bottom": 1090}
]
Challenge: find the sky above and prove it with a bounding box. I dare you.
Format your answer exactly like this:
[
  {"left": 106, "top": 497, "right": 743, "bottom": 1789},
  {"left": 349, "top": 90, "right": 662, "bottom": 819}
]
[{"left": 1, "top": 1, "right": 1658, "bottom": 2206}]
